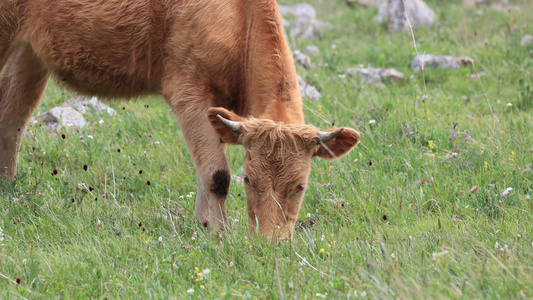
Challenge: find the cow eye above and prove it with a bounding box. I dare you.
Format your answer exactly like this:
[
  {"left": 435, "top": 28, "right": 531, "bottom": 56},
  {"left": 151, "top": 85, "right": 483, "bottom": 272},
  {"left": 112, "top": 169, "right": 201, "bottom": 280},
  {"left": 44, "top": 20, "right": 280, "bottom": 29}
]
[
  {"left": 294, "top": 183, "right": 305, "bottom": 193},
  {"left": 243, "top": 176, "right": 250, "bottom": 185}
]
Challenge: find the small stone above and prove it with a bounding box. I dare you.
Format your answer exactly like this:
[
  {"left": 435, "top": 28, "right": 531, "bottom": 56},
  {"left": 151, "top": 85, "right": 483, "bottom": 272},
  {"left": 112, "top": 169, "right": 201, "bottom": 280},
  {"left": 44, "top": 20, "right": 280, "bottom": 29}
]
[
  {"left": 304, "top": 45, "right": 320, "bottom": 55},
  {"left": 410, "top": 54, "right": 474, "bottom": 72},
  {"left": 297, "top": 75, "right": 321, "bottom": 100},
  {"left": 293, "top": 50, "right": 312, "bottom": 69},
  {"left": 345, "top": 67, "right": 404, "bottom": 84},
  {"left": 33, "top": 107, "right": 86, "bottom": 131},
  {"left": 521, "top": 35, "right": 533, "bottom": 47},
  {"left": 62, "top": 96, "right": 116, "bottom": 116}
]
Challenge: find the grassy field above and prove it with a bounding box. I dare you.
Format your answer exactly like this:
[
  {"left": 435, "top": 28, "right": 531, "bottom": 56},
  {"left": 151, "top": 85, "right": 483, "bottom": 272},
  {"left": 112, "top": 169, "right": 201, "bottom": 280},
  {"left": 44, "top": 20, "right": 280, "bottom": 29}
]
[{"left": 1, "top": 0, "right": 532, "bottom": 298}]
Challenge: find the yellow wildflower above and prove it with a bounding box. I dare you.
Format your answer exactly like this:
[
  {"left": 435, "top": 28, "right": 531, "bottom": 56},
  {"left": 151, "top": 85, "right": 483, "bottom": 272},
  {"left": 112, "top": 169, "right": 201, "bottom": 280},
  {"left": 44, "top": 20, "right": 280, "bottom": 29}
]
[
  {"left": 319, "top": 248, "right": 324, "bottom": 253},
  {"left": 200, "top": 285, "right": 205, "bottom": 289},
  {"left": 195, "top": 277, "right": 204, "bottom": 282},
  {"left": 501, "top": 130, "right": 504, "bottom": 134},
  {"left": 194, "top": 267, "right": 199, "bottom": 274},
  {"left": 484, "top": 162, "right": 488, "bottom": 170},
  {"left": 327, "top": 252, "right": 330, "bottom": 256},
  {"left": 327, "top": 244, "right": 332, "bottom": 248},
  {"left": 428, "top": 140, "right": 434, "bottom": 149}
]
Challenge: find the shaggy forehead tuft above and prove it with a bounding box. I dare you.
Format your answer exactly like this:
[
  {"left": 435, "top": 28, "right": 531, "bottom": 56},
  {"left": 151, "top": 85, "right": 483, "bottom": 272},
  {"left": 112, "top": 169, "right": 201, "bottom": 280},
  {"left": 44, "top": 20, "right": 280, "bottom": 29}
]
[{"left": 238, "top": 118, "right": 319, "bottom": 153}]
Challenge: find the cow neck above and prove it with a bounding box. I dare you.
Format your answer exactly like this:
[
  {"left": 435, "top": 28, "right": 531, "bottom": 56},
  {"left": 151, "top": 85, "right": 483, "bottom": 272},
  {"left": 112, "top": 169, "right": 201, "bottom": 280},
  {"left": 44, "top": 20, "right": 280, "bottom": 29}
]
[{"left": 240, "top": 0, "right": 304, "bottom": 124}]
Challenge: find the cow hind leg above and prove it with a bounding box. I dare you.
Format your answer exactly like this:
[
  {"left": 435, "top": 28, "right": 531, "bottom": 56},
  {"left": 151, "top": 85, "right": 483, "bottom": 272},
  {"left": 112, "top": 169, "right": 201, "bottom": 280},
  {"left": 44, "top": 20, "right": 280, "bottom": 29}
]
[
  {"left": 0, "top": 44, "right": 50, "bottom": 181},
  {"left": 164, "top": 83, "right": 231, "bottom": 232}
]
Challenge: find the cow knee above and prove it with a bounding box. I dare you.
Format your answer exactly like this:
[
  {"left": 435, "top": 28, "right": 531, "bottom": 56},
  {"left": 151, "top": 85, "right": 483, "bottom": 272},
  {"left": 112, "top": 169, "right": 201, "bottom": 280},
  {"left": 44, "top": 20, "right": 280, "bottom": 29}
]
[{"left": 210, "top": 169, "right": 230, "bottom": 197}]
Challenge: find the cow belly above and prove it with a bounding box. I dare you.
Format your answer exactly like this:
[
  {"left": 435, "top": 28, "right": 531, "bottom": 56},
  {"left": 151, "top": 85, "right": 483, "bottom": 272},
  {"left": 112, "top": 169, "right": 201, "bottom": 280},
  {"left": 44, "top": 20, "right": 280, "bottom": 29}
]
[{"left": 19, "top": 0, "right": 167, "bottom": 98}]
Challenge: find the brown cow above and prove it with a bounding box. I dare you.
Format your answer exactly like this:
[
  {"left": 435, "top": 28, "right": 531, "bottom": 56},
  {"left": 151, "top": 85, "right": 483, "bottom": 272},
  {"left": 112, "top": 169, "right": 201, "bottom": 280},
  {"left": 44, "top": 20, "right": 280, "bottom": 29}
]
[{"left": 0, "top": 0, "right": 360, "bottom": 239}]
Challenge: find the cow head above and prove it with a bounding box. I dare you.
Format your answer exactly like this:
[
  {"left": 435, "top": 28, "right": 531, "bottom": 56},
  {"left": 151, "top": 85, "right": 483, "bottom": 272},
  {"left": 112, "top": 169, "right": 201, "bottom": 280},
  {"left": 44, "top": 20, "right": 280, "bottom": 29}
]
[{"left": 208, "top": 107, "right": 360, "bottom": 239}]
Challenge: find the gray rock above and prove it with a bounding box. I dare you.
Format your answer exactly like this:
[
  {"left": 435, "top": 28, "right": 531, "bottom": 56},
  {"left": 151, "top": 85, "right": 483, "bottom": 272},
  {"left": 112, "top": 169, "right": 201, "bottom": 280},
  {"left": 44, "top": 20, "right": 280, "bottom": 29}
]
[
  {"left": 375, "top": 0, "right": 435, "bottom": 31},
  {"left": 461, "top": 0, "right": 484, "bottom": 6},
  {"left": 63, "top": 96, "right": 116, "bottom": 116},
  {"left": 345, "top": 67, "right": 404, "bottom": 84},
  {"left": 33, "top": 107, "right": 86, "bottom": 131},
  {"left": 280, "top": 3, "right": 330, "bottom": 40},
  {"left": 297, "top": 75, "right": 321, "bottom": 100},
  {"left": 280, "top": 3, "right": 316, "bottom": 39},
  {"left": 293, "top": 50, "right": 312, "bottom": 69},
  {"left": 304, "top": 45, "right": 320, "bottom": 55},
  {"left": 347, "top": 0, "right": 377, "bottom": 6},
  {"left": 521, "top": 35, "right": 533, "bottom": 47},
  {"left": 410, "top": 55, "right": 474, "bottom": 71}
]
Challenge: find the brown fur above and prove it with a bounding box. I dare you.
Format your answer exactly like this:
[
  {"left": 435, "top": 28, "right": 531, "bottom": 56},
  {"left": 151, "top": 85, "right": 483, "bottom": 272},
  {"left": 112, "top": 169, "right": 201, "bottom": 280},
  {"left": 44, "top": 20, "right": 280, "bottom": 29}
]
[{"left": 0, "top": 0, "right": 360, "bottom": 239}]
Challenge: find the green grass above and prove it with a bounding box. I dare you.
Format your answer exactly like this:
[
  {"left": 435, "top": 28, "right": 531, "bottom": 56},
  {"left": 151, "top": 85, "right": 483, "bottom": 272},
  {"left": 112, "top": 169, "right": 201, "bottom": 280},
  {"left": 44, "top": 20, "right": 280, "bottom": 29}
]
[{"left": 1, "top": 0, "right": 532, "bottom": 298}]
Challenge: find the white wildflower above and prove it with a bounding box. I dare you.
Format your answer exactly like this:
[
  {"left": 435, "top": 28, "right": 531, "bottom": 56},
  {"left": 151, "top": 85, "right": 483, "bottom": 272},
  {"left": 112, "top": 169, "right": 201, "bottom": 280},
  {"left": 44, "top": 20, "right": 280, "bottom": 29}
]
[
  {"left": 154, "top": 141, "right": 160, "bottom": 145},
  {"left": 97, "top": 219, "right": 102, "bottom": 226},
  {"left": 432, "top": 250, "right": 449, "bottom": 260},
  {"left": 229, "top": 261, "right": 234, "bottom": 267},
  {"left": 368, "top": 119, "right": 376, "bottom": 124},
  {"left": 495, "top": 242, "right": 503, "bottom": 251},
  {"left": 307, "top": 213, "right": 312, "bottom": 218},
  {"left": 0, "top": 226, "right": 4, "bottom": 243},
  {"left": 158, "top": 236, "right": 162, "bottom": 243},
  {"left": 506, "top": 103, "right": 513, "bottom": 106},
  {"left": 187, "top": 288, "right": 195, "bottom": 294},
  {"left": 361, "top": 291, "right": 367, "bottom": 297},
  {"left": 200, "top": 268, "right": 211, "bottom": 276},
  {"left": 501, "top": 187, "right": 513, "bottom": 198},
  {"left": 98, "top": 119, "right": 104, "bottom": 124}
]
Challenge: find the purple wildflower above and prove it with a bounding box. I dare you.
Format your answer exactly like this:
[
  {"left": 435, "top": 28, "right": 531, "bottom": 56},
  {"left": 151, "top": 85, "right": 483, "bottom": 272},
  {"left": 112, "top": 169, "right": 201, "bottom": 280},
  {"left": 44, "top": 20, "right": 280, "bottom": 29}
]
[
  {"left": 115, "top": 231, "right": 121, "bottom": 236},
  {"left": 405, "top": 123, "right": 413, "bottom": 137},
  {"left": 465, "top": 131, "right": 471, "bottom": 139},
  {"left": 449, "top": 131, "right": 456, "bottom": 142},
  {"left": 455, "top": 144, "right": 459, "bottom": 150}
]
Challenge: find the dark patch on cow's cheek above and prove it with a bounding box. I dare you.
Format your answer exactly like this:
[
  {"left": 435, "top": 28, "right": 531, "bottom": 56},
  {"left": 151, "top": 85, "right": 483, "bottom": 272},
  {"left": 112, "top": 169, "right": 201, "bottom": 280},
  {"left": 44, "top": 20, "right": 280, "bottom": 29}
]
[{"left": 211, "top": 170, "right": 230, "bottom": 197}]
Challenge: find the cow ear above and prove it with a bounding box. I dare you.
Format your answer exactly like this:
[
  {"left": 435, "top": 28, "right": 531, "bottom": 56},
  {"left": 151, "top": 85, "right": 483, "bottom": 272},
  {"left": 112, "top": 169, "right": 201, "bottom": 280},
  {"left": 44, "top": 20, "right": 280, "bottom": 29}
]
[
  {"left": 207, "top": 107, "right": 245, "bottom": 144},
  {"left": 313, "top": 128, "right": 360, "bottom": 159}
]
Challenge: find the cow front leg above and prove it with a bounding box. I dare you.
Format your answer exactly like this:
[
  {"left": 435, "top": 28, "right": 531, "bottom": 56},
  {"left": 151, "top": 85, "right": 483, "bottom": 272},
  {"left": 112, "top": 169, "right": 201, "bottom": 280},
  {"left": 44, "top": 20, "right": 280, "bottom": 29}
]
[{"left": 164, "top": 90, "right": 231, "bottom": 231}]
